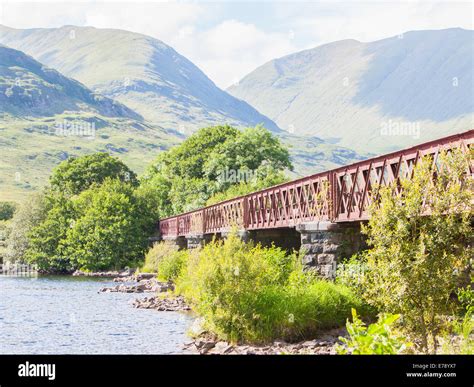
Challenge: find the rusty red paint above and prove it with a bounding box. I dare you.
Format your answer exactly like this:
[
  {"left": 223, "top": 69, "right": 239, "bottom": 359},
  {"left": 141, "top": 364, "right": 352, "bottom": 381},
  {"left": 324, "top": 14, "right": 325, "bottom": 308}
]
[{"left": 159, "top": 130, "right": 474, "bottom": 237}]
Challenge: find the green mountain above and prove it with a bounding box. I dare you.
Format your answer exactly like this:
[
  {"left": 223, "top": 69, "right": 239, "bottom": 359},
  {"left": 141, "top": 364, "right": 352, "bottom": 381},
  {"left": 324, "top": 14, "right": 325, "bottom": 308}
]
[
  {"left": 0, "top": 26, "right": 366, "bottom": 202},
  {"left": 228, "top": 29, "right": 474, "bottom": 153},
  {"left": 0, "top": 45, "right": 178, "bottom": 201},
  {"left": 0, "top": 45, "right": 139, "bottom": 118},
  {"left": 0, "top": 25, "right": 282, "bottom": 134}
]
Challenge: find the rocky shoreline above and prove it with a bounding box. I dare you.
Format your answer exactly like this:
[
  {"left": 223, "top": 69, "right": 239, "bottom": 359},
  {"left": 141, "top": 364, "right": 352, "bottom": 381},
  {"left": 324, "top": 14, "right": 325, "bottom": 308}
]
[
  {"left": 99, "top": 278, "right": 174, "bottom": 293},
  {"left": 98, "top": 271, "right": 347, "bottom": 355},
  {"left": 132, "top": 295, "right": 191, "bottom": 311},
  {"left": 181, "top": 328, "right": 347, "bottom": 355},
  {"left": 73, "top": 269, "right": 135, "bottom": 278}
]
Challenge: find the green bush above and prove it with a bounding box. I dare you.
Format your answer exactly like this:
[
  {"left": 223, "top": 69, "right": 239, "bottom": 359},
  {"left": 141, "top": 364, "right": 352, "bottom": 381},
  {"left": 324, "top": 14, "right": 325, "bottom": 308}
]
[
  {"left": 336, "top": 309, "right": 411, "bottom": 354},
  {"left": 157, "top": 250, "right": 189, "bottom": 282},
  {"left": 245, "top": 281, "right": 369, "bottom": 343},
  {"left": 335, "top": 253, "right": 368, "bottom": 298},
  {"left": 176, "top": 232, "right": 368, "bottom": 344},
  {"left": 360, "top": 149, "right": 473, "bottom": 352},
  {"left": 0, "top": 202, "right": 16, "bottom": 221},
  {"left": 440, "top": 287, "right": 474, "bottom": 354},
  {"left": 142, "top": 242, "right": 180, "bottom": 273}
]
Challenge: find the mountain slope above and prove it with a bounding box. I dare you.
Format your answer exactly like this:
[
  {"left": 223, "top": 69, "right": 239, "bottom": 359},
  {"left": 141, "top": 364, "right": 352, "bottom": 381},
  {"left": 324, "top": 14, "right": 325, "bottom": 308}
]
[
  {"left": 228, "top": 29, "right": 474, "bottom": 153},
  {"left": 0, "top": 25, "right": 281, "bottom": 133},
  {"left": 0, "top": 45, "right": 139, "bottom": 119},
  {"left": 0, "top": 45, "right": 179, "bottom": 201}
]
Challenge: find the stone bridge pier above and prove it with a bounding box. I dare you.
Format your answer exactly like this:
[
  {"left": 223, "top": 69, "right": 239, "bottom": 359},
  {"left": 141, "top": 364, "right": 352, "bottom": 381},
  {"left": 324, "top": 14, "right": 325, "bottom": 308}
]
[
  {"left": 158, "top": 222, "right": 365, "bottom": 280},
  {"left": 296, "top": 222, "right": 365, "bottom": 279}
]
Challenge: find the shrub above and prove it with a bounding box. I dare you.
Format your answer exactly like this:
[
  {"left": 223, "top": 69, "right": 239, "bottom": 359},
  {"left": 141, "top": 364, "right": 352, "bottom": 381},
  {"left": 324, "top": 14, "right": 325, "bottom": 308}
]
[
  {"left": 245, "top": 281, "right": 369, "bottom": 343},
  {"left": 176, "top": 232, "right": 369, "bottom": 343},
  {"left": 336, "top": 309, "right": 411, "bottom": 354},
  {"left": 0, "top": 202, "right": 16, "bottom": 221},
  {"left": 142, "top": 242, "right": 179, "bottom": 273},
  {"left": 360, "top": 149, "right": 473, "bottom": 352},
  {"left": 156, "top": 250, "right": 189, "bottom": 282},
  {"left": 335, "top": 253, "right": 369, "bottom": 298},
  {"left": 439, "top": 287, "right": 474, "bottom": 354}
]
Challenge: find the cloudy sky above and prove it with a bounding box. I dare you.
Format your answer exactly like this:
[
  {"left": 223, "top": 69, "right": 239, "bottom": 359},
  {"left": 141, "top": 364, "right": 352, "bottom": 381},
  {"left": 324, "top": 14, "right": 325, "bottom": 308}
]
[{"left": 0, "top": 1, "right": 472, "bottom": 88}]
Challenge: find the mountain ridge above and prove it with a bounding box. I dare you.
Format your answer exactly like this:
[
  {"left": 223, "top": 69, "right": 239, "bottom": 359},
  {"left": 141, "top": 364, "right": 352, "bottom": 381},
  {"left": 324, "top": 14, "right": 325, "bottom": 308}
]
[
  {"left": 0, "top": 24, "right": 282, "bottom": 133},
  {"left": 228, "top": 28, "right": 474, "bottom": 153}
]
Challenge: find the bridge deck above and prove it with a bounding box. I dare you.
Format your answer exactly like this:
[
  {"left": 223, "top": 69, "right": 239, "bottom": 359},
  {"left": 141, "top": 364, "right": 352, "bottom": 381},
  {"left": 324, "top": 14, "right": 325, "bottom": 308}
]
[{"left": 159, "top": 130, "right": 474, "bottom": 238}]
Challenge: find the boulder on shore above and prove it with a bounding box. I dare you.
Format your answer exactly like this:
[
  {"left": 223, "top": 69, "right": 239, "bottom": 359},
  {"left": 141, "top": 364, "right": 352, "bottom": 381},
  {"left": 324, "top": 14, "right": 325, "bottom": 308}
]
[
  {"left": 181, "top": 327, "right": 347, "bottom": 355},
  {"left": 132, "top": 295, "right": 190, "bottom": 312},
  {"left": 99, "top": 279, "right": 174, "bottom": 294}
]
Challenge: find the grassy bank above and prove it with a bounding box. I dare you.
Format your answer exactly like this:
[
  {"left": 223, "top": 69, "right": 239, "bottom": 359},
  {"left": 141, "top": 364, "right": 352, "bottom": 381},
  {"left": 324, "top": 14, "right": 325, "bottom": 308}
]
[{"left": 145, "top": 233, "right": 370, "bottom": 344}]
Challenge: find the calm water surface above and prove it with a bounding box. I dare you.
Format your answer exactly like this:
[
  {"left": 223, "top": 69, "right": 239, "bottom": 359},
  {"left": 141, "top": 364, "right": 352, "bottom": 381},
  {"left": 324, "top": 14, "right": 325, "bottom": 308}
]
[{"left": 0, "top": 275, "right": 194, "bottom": 354}]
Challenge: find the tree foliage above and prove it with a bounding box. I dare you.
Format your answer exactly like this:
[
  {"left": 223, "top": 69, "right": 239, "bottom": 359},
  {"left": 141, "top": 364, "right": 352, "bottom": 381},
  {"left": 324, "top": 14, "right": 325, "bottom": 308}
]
[
  {"left": 49, "top": 152, "right": 138, "bottom": 196},
  {"left": 23, "top": 153, "right": 157, "bottom": 272},
  {"left": 65, "top": 179, "right": 152, "bottom": 271},
  {"left": 360, "top": 149, "right": 473, "bottom": 352},
  {"left": 4, "top": 194, "right": 47, "bottom": 263},
  {"left": 143, "top": 125, "right": 292, "bottom": 215},
  {"left": 0, "top": 202, "right": 16, "bottom": 221}
]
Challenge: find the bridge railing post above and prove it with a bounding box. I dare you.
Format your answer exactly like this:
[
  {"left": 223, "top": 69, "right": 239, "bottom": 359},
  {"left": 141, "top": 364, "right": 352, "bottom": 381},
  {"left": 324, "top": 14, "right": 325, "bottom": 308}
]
[
  {"left": 202, "top": 208, "right": 206, "bottom": 234},
  {"left": 329, "top": 171, "right": 337, "bottom": 222},
  {"left": 242, "top": 196, "right": 249, "bottom": 229}
]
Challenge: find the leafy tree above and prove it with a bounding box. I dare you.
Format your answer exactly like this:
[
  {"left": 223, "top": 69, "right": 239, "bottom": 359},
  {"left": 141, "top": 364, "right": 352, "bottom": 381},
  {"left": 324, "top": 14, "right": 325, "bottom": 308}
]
[
  {"left": 24, "top": 153, "right": 145, "bottom": 271},
  {"left": 206, "top": 166, "right": 289, "bottom": 205},
  {"left": 143, "top": 125, "right": 292, "bottom": 215},
  {"left": 4, "top": 194, "right": 48, "bottom": 263},
  {"left": 203, "top": 126, "right": 292, "bottom": 184},
  {"left": 64, "top": 179, "right": 153, "bottom": 271},
  {"left": 361, "top": 149, "right": 473, "bottom": 352},
  {"left": 148, "top": 125, "right": 239, "bottom": 180},
  {"left": 49, "top": 152, "right": 138, "bottom": 196},
  {"left": 26, "top": 194, "right": 74, "bottom": 272},
  {"left": 0, "top": 202, "right": 16, "bottom": 221}
]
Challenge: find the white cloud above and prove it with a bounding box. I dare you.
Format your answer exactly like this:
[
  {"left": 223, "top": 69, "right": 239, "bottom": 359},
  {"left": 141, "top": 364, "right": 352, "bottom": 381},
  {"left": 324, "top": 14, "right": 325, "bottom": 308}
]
[
  {"left": 171, "top": 19, "right": 296, "bottom": 87},
  {"left": 0, "top": 1, "right": 472, "bottom": 89}
]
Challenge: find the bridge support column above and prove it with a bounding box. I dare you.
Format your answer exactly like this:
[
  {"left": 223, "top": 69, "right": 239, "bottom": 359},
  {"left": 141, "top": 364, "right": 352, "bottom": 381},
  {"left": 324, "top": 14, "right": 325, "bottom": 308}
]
[
  {"left": 186, "top": 234, "right": 214, "bottom": 249},
  {"left": 296, "top": 222, "right": 364, "bottom": 280},
  {"left": 161, "top": 236, "right": 187, "bottom": 250},
  {"left": 221, "top": 230, "right": 250, "bottom": 243}
]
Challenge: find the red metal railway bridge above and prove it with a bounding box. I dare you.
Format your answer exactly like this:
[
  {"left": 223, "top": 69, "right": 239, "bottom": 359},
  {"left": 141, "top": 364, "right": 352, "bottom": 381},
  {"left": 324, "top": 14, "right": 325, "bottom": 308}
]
[{"left": 159, "top": 130, "right": 473, "bottom": 277}]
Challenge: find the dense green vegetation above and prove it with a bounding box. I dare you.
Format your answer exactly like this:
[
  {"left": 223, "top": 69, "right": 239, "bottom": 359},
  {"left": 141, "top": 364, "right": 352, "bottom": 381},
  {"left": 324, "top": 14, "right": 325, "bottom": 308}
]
[
  {"left": 142, "top": 241, "right": 188, "bottom": 282},
  {"left": 142, "top": 125, "right": 292, "bottom": 215},
  {"left": 336, "top": 310, "right": 410, "bottom": 354},
  {"left": 170, "top": 233, "right": 369, "bottom": 343},
  {"left": 337, "top": 149, "right": 473, "bottom": 354},
  {"left": 4, "top": 125, "right": 292, "bottom": 273},
  {"left": 0, "top": 202, "right": 16, "bottom": 221},
  {"left": 22, "top": 155, "right": 156, "bottom": 272}
]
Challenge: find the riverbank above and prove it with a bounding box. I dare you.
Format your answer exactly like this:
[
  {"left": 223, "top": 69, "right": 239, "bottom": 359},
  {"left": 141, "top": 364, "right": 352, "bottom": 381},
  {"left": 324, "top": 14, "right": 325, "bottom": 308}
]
[
  {"left": 181, "top": 328, "right": 346, "bottom": 355},
  {"left": 101, "top": 273, "right": 349, "bottom": 355}
]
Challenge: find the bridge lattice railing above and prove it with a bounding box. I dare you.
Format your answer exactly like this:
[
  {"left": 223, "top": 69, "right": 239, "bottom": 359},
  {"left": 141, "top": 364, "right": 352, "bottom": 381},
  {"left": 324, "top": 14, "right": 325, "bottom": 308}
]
[{"left": 159, "top": 130, "right": 473, "bottom": 237}]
